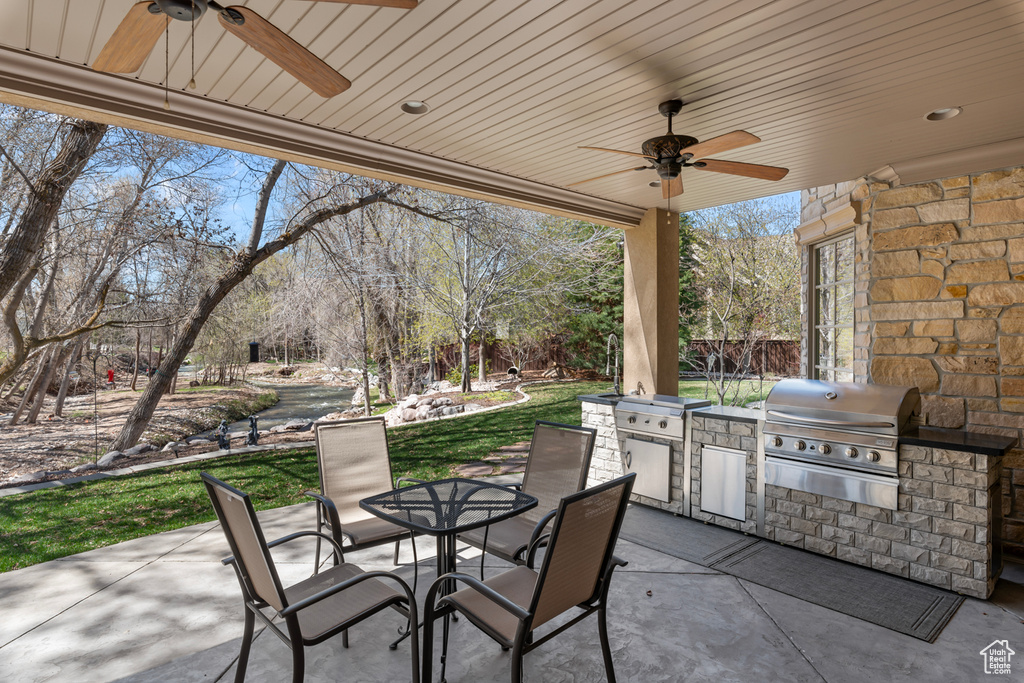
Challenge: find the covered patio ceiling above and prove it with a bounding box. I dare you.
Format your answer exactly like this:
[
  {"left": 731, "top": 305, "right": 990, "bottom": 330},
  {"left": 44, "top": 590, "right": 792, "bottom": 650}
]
[{"left": 2, "top": 0, "right": 1024, "bottom": 229}]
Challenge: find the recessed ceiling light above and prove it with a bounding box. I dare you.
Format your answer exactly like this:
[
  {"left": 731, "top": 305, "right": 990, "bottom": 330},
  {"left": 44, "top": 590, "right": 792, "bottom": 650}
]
[
  {"left": 401, "top": 101, "right": 430, "bottom": 115},
  {"left": 649, "top": 181, "right": 660, "bottom": 188},
  {"left": 925, "top": 106, "right": 961, "bottom": 121}
]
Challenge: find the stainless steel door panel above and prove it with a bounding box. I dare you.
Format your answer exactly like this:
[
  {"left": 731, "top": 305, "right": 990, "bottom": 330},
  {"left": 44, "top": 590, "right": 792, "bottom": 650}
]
[
  {"left": 765, "top": 456, "right": 898, "bottom": 510},
  {"left": 701, "top": 446, "right": 746, "bottom": 521},
  {"left": 622, "top": 438, "right": 670, "bottom": 502}
]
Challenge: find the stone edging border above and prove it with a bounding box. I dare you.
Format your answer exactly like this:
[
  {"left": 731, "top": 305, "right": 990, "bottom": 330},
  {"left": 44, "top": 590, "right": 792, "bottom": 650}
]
[{"left": 0, "top": 381, "right": 552, "bottom": 497}]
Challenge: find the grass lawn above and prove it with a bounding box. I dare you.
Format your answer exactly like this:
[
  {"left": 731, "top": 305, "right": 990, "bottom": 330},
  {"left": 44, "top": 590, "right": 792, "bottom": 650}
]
[
  {"left": 678, "top": 378, "right": 777, "bottom": 406},
  {"left": 0, "top": 378, "right": 776, "bottom": 572},
  {"left": 0, "top": 380, "right": 606, "bottom": 572}
]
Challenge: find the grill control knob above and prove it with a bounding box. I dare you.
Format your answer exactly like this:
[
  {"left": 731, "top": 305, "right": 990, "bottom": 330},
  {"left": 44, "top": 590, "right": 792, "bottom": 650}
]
[
  {"left": 845, "top": 447, "right": 859, "bottom": 458},
  {"left": 820, "top": 443, "right": 832, "bottom": 455},
  {"left": 867, "top": 450, "right": 881, "bottom": 463},
  {"left": 627, "top": 416, "right": 636, "bottom": 424},
  {"left": 771, "top": 436, "right": 783, "bottom": 448},
  {"left": 795, "top": 440, "right": 807, "bottom": 451},
  {"left": 659, "top": 420, "right": 668, "bottom": 429}
]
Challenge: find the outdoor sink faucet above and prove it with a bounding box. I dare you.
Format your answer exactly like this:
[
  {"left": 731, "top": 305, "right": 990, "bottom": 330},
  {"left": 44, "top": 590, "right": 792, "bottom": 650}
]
[{"left": 606, "top": 333, "right": 620, "bottom": 395}]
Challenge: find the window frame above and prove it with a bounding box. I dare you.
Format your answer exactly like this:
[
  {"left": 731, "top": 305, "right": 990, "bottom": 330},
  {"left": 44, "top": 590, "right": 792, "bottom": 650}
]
[{"left": 809, "top": 232, "right": 855, "bottom": 382}]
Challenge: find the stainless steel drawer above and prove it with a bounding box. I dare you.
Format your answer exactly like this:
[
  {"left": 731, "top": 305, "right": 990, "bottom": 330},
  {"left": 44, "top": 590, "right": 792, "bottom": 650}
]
[
  {"left": 764, "top": 456, "right": 898, "bottom": 510},
  {"left": 622, "top": 438, "right": 671, "bottom": 502},
  {"left": 701, "top": 445, "right": 747, "bottom": 521}
]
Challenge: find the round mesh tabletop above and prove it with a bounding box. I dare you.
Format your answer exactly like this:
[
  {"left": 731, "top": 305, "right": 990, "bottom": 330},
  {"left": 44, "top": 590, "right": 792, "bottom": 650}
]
[{"left": 360, "top": 478, "right": 538, "bottom": 536}]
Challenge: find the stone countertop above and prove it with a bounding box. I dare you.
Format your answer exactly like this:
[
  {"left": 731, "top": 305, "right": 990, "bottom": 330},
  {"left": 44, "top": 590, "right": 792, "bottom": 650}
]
[
  {"left": 693, "top": 404, "right": 765, "bottom": 423},
  {"left": 577, "top": 393, "right": 624, "bottom": 406},
  {"left": 899, "top": 426, "right": 1017, "bottom": 456}
]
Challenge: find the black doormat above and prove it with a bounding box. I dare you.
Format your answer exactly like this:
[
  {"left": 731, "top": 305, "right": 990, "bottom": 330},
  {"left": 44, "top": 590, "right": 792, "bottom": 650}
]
[
  {"left": 619, "top": 505, "right": 964, "bottom": 642},
  {"left": 619, "top": 504, "right": 759, "bottom": 566}
]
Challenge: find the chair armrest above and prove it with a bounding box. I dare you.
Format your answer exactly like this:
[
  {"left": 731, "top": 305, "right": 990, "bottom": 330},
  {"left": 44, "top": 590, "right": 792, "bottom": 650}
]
[
  {"left": 395, "top": 477, "right": 426, "bottom": 487},
  {"left": 426, "top": 571, "right": 531, "bottom": 621},
  {"left": 305, "top": 490, "right": 344, "bottom": 538},
  {"left": 221, "top": 530, "right": 345, "bottom": 566},
  {"left": 280, "top": 569, "right": 417, "bottom": 619},
  {"left": 524, "top": 508, "right": 558, "bottom": 567}
]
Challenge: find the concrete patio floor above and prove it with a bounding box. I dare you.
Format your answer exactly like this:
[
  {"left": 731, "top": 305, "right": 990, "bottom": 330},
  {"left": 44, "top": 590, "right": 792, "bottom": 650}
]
[{"left": 1, "top": 500, "right": 1022, "bottom": 683}]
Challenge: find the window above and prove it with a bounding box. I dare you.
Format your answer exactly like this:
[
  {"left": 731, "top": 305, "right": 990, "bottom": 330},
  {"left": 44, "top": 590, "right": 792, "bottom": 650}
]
[{"left": 812, "top": 234, "right": 854, "bottom": 382}]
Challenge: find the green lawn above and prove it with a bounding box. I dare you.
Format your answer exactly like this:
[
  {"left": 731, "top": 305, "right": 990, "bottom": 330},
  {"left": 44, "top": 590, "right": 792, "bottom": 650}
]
[
  {"left": 0, "top": 377, "right": 775, "bottom": 573},
  {"left": 0, "top": 380, "right": 605, "bottom": 572},
  {"left": 678, "top": 378, "right": 777, "bottom": 407}
]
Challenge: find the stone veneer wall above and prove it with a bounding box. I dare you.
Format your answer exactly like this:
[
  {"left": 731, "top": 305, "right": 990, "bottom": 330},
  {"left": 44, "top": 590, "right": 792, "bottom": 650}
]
[
  {"left": 764, "top": 444, "right": 1002, "bottom": 599},
  {"left": 689, "top": 412, "right": 758, "bottom": 534},
  {"left": 800, "top": 167, "right": 1024, "bottom": 557}
]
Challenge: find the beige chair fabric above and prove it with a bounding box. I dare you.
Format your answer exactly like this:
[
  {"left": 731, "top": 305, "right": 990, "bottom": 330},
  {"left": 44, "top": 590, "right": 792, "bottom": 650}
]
[
  {"left": 423, "top": 473, "right": 636, "bottom": 683},
  {"left": 458, "top": 421, "right": 596, "bottom": 565},
  {"left": 201, "top": 472, "right": 419, "bottom": 683},
  {"left": 307, "top": 417, "right": 417, "bottom": 574}
]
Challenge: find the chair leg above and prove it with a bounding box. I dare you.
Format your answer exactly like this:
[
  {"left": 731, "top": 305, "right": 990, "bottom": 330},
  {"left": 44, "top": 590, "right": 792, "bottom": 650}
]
[
  {"left": 313, "top": 534, "right": 322, "bottom": 576},
  {"left": 291, "top": 642, "right": 305, "bottom": 683},
  {"left": 342, "top": 628, "right": 349, "bottom": 649},
  {"left": 394, "top": 539, "right": 400, "bottom": 565},
  {"left": 233, "top": 606, "right": 256, "bottom": 683},
  {"left": 511, "top": 640, "right": 525, "bottom": 683},
  {"left": 598, "top": 604, "right": 616, "bottom": 683}
]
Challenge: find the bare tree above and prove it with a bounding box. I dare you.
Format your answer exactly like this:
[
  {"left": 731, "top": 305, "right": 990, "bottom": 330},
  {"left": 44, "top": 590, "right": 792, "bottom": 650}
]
[{"left": 686, "top": 197, "right": 800, "bottom": 405}]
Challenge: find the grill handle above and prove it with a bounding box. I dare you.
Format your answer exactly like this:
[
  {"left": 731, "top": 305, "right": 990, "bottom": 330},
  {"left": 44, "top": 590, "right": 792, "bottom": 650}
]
[{"left": 766, "top": 410, "right": 894, "bottom": 429}]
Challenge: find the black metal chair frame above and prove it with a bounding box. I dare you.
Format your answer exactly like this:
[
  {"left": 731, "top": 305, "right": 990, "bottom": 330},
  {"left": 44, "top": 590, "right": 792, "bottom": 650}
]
[
  {"left": 423, "top": 473, "right": 636, "bottom": 683},
  {"left": 202, "top": 472, "right": 420, "bottom": 683}
]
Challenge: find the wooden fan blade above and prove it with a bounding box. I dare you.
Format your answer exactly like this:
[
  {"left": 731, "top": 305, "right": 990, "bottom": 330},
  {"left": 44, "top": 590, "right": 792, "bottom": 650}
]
[
  {"left": 579, "top": 146, "right": 653, "bottom": 160},
  {"left": 93, "top": 3, "right": 169, "bottom": 74},
  {"left": 219, "top": 7, "right": 351, "bottom": 97},
  {"left": 679, "top": 131, "right": 760, "bottom": 161},
  {"left": 297, "top": 0, "right": 417, "bottom": 7},
  {"left": 694, "top": 159, "right": 789, "bottom": 181},
  {"left": 662, "top": 176, "right": 683, "bottom": 199},
  {"left": 567, "top": 166, "right": 648, "bottom": 187}
]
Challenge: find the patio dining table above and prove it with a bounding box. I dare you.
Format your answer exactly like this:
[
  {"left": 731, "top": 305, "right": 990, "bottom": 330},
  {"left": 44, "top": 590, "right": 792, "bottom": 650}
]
[{"left": 361, "top": 477, "right": 537, "bottom": 680}]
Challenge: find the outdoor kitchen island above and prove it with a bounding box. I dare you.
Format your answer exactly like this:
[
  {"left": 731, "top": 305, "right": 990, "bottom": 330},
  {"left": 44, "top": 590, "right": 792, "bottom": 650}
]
[{"left": 579, "top": 388, "right": 1015, "bottom": 600}]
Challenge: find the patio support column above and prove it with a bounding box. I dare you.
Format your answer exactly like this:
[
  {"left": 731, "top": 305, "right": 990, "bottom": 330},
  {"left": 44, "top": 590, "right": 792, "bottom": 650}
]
[{"left": 623, "top": 207, "right": 679, "bottom": 395}]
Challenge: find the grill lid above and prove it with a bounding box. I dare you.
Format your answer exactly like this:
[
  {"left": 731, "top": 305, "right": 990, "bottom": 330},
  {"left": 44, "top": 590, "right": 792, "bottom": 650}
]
[{"left": 764, "top": 379, "right": 920, "bottom": 436}]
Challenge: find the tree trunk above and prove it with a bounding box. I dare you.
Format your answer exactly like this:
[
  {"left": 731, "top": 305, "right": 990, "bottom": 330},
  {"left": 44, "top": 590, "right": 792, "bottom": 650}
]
[
  {"left": 131, "top": 329, "right": 141, "bottom": 391},
  {"left": 478, "top": 334, "right": 486, "bottom": 383},
  {"left": 26, "top": 345, "right": 67, "bottom": 423},
  {"left": 54, "top": 336, "right": 86, "bottom": 416},
  {"left": 0, "top": 119, "right": 107, "bottom": 302},
  {"left": 460, "top": 331, "right": 472, "bottom": 393},
  {"left": 9, "top": 352, "right": 50, "bottom": 425}
]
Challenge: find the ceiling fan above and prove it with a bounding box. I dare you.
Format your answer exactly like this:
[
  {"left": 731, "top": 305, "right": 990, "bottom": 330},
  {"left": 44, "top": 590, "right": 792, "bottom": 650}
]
[
  {"left": 571, "top": 100, "right": 789, "bottom": 200},
  {"left": 92, "top": 0, "right": 417, "bottom": 98}
]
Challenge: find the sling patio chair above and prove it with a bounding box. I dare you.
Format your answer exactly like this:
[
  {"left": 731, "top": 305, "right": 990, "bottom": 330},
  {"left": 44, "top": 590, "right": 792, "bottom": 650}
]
[
  {"left": 457, "top": 420, "right": 596, "bottom": 578},
  {"left": 422, "top": 472, "right": 636, "bottom": 683},
  {"left": 306, "top": 416, "right": 420, "bottom": 582},
  {"left": 201, "top": 472, "right": 419, "bottom": 683}
]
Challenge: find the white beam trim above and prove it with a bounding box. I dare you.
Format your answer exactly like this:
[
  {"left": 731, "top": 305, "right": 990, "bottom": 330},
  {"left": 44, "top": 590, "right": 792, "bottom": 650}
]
[{"left": 0, "top": 48, "right": 645, "bottom": 230}]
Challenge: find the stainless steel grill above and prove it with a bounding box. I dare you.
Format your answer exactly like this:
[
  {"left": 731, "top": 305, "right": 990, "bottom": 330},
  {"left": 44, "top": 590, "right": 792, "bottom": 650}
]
[
  {"left": 612, "top": 394, "right": 712, "bottom": 503},
  {"left": 763, "top": 379, "right": 921, "bottom": 509}
]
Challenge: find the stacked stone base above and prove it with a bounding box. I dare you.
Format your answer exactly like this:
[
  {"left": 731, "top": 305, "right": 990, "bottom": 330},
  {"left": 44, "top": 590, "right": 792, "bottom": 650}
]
[{"left": 764, "top": 444, "right": 1001, "bottom": 598}]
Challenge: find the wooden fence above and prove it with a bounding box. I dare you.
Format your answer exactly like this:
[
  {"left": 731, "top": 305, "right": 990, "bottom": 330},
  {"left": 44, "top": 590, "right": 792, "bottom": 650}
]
[{"left": 684, "top": 339, "right": 800, "bottom": 378}]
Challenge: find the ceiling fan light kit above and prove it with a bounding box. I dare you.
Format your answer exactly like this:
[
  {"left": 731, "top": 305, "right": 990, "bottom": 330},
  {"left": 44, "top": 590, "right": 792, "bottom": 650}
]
[
  {"left": 93, "top": 0, "right": 417, "bottom": 97},
  {"left": 575, "top": 99, "right": 789, "bottom": 199}
]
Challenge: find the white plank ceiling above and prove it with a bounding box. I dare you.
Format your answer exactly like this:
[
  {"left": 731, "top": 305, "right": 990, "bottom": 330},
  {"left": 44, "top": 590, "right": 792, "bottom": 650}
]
[{"left": 1, "top": 0, "right": 1024, "bottom": 227}]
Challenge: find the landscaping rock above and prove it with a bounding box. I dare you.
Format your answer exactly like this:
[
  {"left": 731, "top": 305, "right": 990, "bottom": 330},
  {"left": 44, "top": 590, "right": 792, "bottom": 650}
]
[
  {"left": 401, "top": 408, "right": 418, "bottom": 422},
  {"left": 400, "top": 394, "right": 420, "bottom": 409},
  {"left": 440, "top": 406, "right": 463, "bottom": 416},
  {"left": 9, "top": 470, "right": 46, "bottom": 484},
  {"left": 416, "top": 397, "right": 434, "bottom": 408},
  {"left": 282, "top": 419, "right": 312, "bottom": 431},
  {"left": 415, "top": 405, "right": 433, "bottom": 421},
  {"left": 187, "top": 437, "right": 211, "bottom": 444},
  {"left": 161, "top": 442, "right": 180, "bottom": 452},
  {"left": 122, "top": 444, "right": 154, "bottom": 457},
  {"left": 71, "top": 463, "right": 98, "bottom": 473},
  {"left": 461, "top": 403, "right": 484, "bottom": 413},
  {"left": 98, "top": 451, "right": 124, "bottom": 467},
  {"left": 432, "top": 397, "right": 454, "bottom": 407}
]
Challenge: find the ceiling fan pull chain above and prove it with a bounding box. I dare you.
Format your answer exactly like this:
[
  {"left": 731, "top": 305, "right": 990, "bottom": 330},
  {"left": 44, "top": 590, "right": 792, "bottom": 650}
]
[
  {"left": 188, "top": 1, "right": 196, "bottom": 89},
  {"left": 163, "top": 19, "right": 170, "bottom": 110}
]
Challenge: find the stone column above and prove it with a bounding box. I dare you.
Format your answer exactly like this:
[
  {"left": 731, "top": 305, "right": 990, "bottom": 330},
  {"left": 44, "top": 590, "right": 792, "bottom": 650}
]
[{"left": 623, "top": 207, "right": 679, "bottom": 395}]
